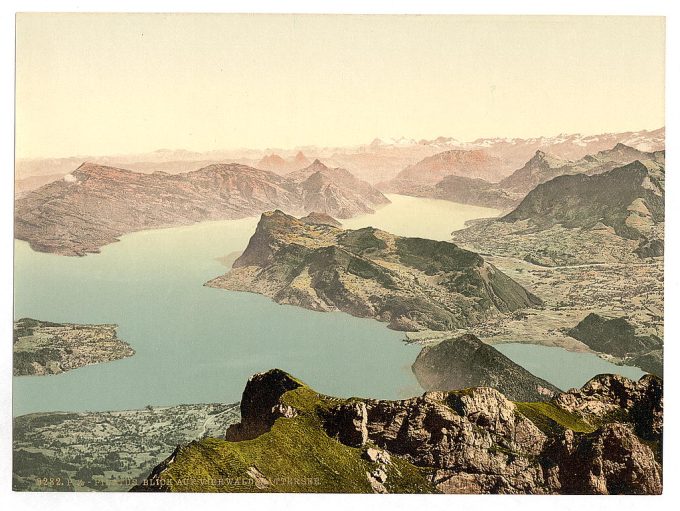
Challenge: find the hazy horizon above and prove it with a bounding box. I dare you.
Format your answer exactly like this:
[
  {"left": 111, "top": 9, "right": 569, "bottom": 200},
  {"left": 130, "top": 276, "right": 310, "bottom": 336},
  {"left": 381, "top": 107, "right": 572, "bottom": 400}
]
[
  {"left": 14, "top": 124, "right": 666, "bottom": 162},
  {"left": 16, "top": 14, "right": 665, "bottom": 159}
]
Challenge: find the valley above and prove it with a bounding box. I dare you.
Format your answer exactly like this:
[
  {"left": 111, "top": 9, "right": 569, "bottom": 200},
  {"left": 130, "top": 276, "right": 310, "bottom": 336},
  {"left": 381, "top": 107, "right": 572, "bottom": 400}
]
[{"left": 12, "top": 403, "right": 240, "bottom": 492}]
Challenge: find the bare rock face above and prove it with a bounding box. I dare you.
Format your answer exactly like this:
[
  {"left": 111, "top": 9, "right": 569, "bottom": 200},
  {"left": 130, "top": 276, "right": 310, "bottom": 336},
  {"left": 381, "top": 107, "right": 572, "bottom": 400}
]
[
  {"left": 319, "top": 374, "right": 662, "bottom": 494},
  {"left": 544, "top": 423, "right": 662, "bottom": 494},
  {"left": 224, "top": 369, "right": 301, "bottom": 441},
  {"left": 322, "top": 401, "right": 368, "bottom": 447},
  {"left": 554, "top": 374, "right": 662, "bottom": 441},
  {"left": 343, "top": 388, "right": 549, "bottom": 494}
]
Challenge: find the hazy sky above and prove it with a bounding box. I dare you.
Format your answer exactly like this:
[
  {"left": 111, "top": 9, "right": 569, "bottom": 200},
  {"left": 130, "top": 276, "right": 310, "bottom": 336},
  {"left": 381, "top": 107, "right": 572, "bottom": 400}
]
[{"left": 16, "top": 14, "right": 665, "bottom": 159}]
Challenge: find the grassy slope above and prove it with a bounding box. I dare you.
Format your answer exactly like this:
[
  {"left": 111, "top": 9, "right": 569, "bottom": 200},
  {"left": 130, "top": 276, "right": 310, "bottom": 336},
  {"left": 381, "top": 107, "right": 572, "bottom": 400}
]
[
  {"left": 150, "top": 385, "right": 437, "bottom": 493},
  {"left": 514, "top": 402, "right": 595, "bottom": 434}
]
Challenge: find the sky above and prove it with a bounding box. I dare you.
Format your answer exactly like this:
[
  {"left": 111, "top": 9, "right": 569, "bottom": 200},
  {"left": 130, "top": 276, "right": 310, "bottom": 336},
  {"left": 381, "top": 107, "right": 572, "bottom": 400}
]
[{"left": 15, "top": 14, "right": 665, "bottom": 159}]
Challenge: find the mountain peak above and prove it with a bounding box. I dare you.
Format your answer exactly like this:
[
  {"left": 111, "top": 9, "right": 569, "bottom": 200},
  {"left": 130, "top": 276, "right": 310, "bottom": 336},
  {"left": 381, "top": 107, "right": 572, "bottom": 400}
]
[
  {"left": 528, "top": 150, "right": 563, "bottom": 168},
  {"left": 257, "top": 154, "right": 287, "bottom": 168},
  {"left": 302, "top": 159, "right": 331, "bottom": 174}
]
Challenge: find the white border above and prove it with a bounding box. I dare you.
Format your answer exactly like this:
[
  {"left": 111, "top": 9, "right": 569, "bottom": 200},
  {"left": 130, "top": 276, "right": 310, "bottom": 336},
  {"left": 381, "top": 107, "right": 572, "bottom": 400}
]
[{"left": 2, "top": 2, "right": 678, "bottom": 511}]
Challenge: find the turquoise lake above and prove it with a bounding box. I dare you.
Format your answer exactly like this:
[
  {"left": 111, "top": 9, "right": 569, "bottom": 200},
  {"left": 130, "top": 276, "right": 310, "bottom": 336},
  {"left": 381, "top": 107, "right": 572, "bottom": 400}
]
[
  {"left": 13, "top": 194, "right": 645, "bottom": 415},
  {"left": 494, "top": 343, "right": 645, "bottom": 392}
]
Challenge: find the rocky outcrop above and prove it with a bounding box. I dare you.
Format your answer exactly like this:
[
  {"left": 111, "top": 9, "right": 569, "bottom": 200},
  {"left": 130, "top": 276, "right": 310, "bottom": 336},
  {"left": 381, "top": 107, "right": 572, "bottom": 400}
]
[
  {"left": 136, "top": 370, "right": 662, "bottom": 494},
  {"left": 553, "top": 374, "right": 662, "bottom": 441},
  {"left": 207, "top": 210, "right": 542, "bottom": 332},
  {"left": 412, "top": 334, "right": 559, "bottom": 401},
  {"left": 322, "top": 401, "right": 368, "bottom": 447},
  {"left": 15, "top": 160, "right": 388, "bottom": 256},
  {"left": 543, "top": 423, "right": 661, "bottom": 494},
  {"left": 319, "top": 372, "right": 663, "bottom": 494},
  {"left": 224, "top": 369, "right": 301, "bottom": 441}
]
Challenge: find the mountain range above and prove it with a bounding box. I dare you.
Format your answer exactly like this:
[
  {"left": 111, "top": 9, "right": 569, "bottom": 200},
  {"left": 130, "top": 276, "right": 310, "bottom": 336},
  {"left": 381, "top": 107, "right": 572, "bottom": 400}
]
[
  {"left": 499, "top": 144, "right": 665, "bottom": 196},
  {"left": 14, "top": 160, "right": 388, "bottom": 256},
  {"left": 15, "top": 127, "right": 664, "bottom": 189},
  {"left": 379, "top": 143, "right": 665, "bottom": 211},
  {"left": 286, "top": 159, "right": 390, "bottom": 218},
  {"left": 256, "top": 151, "right": 311, "bottom": 174},
  {"left": 377, "top": 149, "right": 505, "bottom": 192}
]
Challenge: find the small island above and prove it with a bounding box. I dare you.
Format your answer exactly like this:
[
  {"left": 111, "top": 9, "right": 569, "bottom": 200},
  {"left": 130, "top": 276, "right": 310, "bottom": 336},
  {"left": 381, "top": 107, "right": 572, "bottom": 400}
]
[{"left": 13, "top": 318, "right": 135, "bottom": 376}]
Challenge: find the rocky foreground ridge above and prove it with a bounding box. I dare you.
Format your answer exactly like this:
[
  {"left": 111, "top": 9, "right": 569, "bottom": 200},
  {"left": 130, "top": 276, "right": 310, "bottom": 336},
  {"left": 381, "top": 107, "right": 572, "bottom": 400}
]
[
  {"left": 134, "top": 369, "right": 662, "bottom": 494},
  {"left": 15, "top": 160, "right": 388, "bottom": 256},
  {"left": 206, "top": 210, "right": 541, "bottom": 331}
]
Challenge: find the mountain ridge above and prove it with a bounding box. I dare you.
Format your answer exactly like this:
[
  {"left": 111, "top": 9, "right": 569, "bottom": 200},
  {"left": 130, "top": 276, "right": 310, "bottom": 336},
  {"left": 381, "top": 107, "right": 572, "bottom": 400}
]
[
  {"left": 15, "top": 160, "right": 388, "bottom": 256},
  {"left": 206, "top": 210, "right": 541, "bottom": 332},
  {"left": 502, "top": 160, "right": 665, "bottom": 240},
  {"left": 379, "top": 143, "right": 665, "bottom": 211},
  {"left": 133, "top": 368, "right": 662, "bottom": 494}
]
